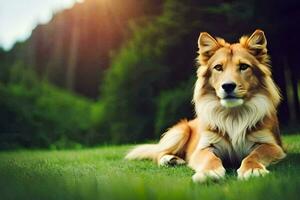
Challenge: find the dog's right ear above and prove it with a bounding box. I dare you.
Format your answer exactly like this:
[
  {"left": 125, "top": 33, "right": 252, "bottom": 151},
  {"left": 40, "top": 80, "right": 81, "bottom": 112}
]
[{"left": 198, "top": 32, "right": 220, "bottom": 65}]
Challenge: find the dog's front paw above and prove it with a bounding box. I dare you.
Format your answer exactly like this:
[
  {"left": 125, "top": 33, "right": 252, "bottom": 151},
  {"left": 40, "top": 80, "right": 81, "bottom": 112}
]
[
  {"left": 158, "top": 155, "right": 186, "bottom": 166},
  {"left": 237, "top": 161, "right": 269, "bottom": 180},
  {"left": 192, "top": 166, "right": 226, "bottom": 183}
]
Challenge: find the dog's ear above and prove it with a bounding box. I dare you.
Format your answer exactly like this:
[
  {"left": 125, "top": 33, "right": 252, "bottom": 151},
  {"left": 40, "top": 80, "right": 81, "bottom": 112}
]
[
  {"left": 243, "top": 29, "right": 268, "bottom": 59},
  {"left": 198, "top": 32, "right": 220, "bottom": 65}
]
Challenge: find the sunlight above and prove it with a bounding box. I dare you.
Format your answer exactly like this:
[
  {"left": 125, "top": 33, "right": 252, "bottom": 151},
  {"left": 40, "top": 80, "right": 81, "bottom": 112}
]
[{"left": 0, "top": 0, "right": 84, "bottom": 50}]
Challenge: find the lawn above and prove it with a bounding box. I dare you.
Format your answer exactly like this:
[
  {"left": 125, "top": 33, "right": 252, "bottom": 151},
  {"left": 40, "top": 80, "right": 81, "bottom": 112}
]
[{"left": 1, "top": 135, "right": 300, "bottom": 200}]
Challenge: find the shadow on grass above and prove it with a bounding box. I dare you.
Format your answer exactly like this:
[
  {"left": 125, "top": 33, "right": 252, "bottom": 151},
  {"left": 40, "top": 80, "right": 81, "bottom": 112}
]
[{"left": 272, "top": 152, "right": 300, "bottom": 172}]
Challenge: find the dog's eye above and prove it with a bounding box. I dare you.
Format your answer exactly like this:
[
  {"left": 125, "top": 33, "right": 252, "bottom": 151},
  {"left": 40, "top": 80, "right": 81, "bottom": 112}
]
[
  {"left": 214, "top": 64, "right": 223, "bottom": 71},
  {"left": 240, "top": 63, "right": 250, "bottom": 71}
]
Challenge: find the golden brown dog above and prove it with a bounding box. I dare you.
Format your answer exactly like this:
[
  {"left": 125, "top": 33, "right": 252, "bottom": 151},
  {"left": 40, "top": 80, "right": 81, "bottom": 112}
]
[{"left": 125, "top": 30, "right": 286, "bottom": 182}]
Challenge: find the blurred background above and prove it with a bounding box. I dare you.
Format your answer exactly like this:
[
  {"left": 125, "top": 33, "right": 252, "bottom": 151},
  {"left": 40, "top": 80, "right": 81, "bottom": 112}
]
[{"left": 0, "top": 0, "right": 299, "bottom": 150}]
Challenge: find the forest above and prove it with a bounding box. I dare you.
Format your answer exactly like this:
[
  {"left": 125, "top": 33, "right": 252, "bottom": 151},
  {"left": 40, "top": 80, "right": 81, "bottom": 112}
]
[{"left": 0, "top": 0, "right": 299, "bottom": 149}]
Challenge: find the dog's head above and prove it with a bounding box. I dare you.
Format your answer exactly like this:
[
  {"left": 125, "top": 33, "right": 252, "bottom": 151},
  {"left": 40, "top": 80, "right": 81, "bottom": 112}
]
[{"left": 195, "top": 30, "right": 280, "bottom": 109}]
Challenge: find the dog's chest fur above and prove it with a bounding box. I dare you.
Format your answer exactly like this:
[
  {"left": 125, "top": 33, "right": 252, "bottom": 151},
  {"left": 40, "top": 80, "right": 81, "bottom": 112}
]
[{"left": 195, "top": 94, "right": 275, "bottom": 161}]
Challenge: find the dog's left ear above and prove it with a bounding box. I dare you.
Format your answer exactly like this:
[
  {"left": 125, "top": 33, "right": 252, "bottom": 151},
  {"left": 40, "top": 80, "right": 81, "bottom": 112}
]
[{"left": 243, "top": 29, "right": 268, "bottom": 58}]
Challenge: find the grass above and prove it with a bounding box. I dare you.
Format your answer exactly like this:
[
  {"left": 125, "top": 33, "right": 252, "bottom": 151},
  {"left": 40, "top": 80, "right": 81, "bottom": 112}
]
[{"left": 0, "top": 135, "right": 300, "bottom": 200}]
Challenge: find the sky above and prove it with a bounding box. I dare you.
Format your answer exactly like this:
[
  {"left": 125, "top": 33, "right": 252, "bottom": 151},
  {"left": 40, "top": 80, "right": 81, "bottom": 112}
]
[{"left": 0, "top": 0, "right": 84, "bottom": 50}]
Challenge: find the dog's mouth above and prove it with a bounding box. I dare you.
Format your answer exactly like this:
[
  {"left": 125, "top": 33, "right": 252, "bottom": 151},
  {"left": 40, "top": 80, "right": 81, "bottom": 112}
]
[
  {"left": 223, "top": 95, "right": 241, "bottom": 100},
  {"left": 220, "top": 95, "right": 244, "bottom": 108}
]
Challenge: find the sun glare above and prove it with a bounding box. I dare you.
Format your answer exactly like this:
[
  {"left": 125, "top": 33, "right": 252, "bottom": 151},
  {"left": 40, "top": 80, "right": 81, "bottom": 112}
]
[{"left": 0, "top": 0, "right": 84, "bottom": 50}]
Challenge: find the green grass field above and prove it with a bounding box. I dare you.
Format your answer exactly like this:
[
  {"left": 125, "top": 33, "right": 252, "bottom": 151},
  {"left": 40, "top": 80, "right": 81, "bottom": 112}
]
[{"left": 1, "top": 135, "right": 300, "bottom": 200}]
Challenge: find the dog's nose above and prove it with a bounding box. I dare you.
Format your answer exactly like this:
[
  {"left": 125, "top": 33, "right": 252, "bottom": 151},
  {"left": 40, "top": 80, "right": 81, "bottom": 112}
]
[{"left": 222, "top": 83, "right": 237, "bottom": 93}]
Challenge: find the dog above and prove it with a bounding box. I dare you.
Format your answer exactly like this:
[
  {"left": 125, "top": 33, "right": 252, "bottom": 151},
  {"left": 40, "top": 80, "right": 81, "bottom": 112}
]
[{"left": 125, "top": 30, "right": 286, "bottom": 183}]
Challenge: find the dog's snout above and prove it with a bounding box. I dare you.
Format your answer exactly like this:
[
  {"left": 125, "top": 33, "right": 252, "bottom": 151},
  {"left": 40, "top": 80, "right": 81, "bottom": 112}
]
[{"left": 222, "top": 83, "right": 237, "bottom": 93}]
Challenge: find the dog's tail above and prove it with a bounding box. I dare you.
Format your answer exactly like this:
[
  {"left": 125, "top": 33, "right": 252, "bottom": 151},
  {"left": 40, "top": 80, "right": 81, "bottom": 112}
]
[
  {"left": 125, "top": 144, "right": 159, "bottom": 160},
  {"left": 125, "top": 119, "right": 191, "bottom": 162}
]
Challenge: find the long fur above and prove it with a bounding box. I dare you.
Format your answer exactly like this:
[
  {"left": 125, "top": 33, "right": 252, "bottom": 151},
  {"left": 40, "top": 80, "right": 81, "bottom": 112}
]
[
  {"left": 125, "top": 144, "right": 159, "bottom": 160},
  {"left": 125, "top": 120, "right": 191, "bottom": 161}
]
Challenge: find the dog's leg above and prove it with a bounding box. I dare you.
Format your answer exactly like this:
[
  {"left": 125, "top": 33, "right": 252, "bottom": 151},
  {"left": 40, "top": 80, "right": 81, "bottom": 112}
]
[
  {"left": 156, "top": 120, "right": 191, "bottom": 166},
  {"left": 237, "top": 143, "right": 286, "bottom": 180},
  {"left": 188, "top": 148, "right": 226, "bottom": 183}
]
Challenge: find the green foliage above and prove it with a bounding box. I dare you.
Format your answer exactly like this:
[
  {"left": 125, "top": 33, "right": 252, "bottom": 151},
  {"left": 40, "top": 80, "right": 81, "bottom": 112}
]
[
  {"left": 98, "top": 0, "right": 199, "bottom": 143},
  {"left": 0, "top": 66, "right": 100, "bottom": 149},
  {"left": 155, "top": 78, "right": 195, "bottom": 136},
  {"left": 0, "top": 48, "right": 9, "bottom": 82},
  {"left": 97, "top": 0, "right": 258, "bottom": 143},
  {"left": 0, "top": 135, "right": 299, "bottom": 200},
  {"left": 98, "top": 45, "right": 170, "bottom": 143},
  {"left": 8, "top": 0, "right": 162, "bottom": 97}
]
